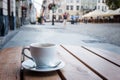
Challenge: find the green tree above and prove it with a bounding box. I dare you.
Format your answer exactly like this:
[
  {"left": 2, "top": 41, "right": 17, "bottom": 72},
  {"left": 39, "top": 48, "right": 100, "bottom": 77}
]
[{"left": 106, "top": 0, "right": 120, "bottom": 10}]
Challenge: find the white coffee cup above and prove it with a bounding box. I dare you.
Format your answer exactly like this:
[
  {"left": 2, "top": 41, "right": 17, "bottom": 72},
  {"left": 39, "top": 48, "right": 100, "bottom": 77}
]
[{"left": 22, "top": 43, "right": 57, "bottom": 68}]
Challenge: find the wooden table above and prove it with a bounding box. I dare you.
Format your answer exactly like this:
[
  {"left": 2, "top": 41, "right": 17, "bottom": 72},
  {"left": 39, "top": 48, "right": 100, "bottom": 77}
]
[{"left": 0, "top": 45, "right": 120, "bottom": 80}]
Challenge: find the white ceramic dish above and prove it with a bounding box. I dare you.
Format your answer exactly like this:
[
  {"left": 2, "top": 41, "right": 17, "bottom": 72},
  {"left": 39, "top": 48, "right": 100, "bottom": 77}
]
[{"left": 22, "top": 59, "right": 65, "bottom": 72}]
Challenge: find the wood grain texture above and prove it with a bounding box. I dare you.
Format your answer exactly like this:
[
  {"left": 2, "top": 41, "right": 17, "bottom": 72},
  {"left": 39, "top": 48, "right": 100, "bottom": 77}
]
[
  {"left": 0, "top": 47, "right": 22, "bottom": 80},
  {"left": 82, "top": 46, "right": 120, "bottom": 67},
  {"left": 3, "top": 45, "right": 119, "bottom": 80},
  {"left": 61, "top": 45, "right": 120, "bottom": 80},
  {"left": 23, "top": 45, "right": 102, "bottom": 80},
  {"left": 24, "top": 70, "right": 61, "bottom": 80},
  {"left": 58, "top": 46, "right": 102, "bottom": 80}
]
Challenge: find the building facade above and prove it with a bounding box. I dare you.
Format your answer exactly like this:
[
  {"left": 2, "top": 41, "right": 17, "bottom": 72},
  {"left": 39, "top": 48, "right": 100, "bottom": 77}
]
[
  {"left": 43, "top": 0, "right": 109, "bottom": 21},
  {"left": 16, "top": 0, "right": 22, "bottom": 28},
  {"left": 29, "top": 3, "right": 37, "bottom": 23},
  {"left": 21, "top": 0, "right": 32, "bottom": 24},
  {"left": 0, "top": 0, "right": 8, "bottom": 36},
  {"left": 97, "top": 0, "right": 109, "bottom": 12},
  {"left": 43, "top": 0, "right": 66, "bottom": 21},
  {"left": 54, "top": 0, "right": 66, "bottom": 20},
  {"left": 65, "top": 0, "right": 81, "bottom": 19},
  {"left": 0, "top": 0, "right": 35, "bottom": 36},
  {"left": 81, "top": 0, "right": 97, "bottom": 14},
  {"left": 0, "top": 0, "right": 16, "bottom": 36}
]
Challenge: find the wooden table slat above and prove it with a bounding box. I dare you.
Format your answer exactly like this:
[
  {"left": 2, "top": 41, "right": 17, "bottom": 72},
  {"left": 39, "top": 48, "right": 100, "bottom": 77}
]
[
  {"left": 0, "top": 47, "right": 22, "bottom": 80},
  {"left": 1, "top": 45, "right": 120, "bottom": 80},
  {"left": 82, "top": 46, "right": 120, "bottom": 67},
  {"left": 62, "top": 45, "right": 120, "bottom": 80},
  {"left": 58, "top": 46, "right": 102, "bottom": 80},
  {"left": 24, "top": 70, "right": 61, "bottom": 80}
]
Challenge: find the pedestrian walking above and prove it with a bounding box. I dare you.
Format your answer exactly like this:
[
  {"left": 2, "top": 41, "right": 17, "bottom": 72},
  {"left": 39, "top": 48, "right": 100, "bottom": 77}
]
[
  {"left": 75, "top": 15, "right": 79, "bottom": 24},
  {"left": 84, "top": 17, "right": 88, "bottom": 24},
  {"left": 71, "top": 15, "right": 75, "bottom": 24},
  {"left": 71, "top": 15, "right": 74, "bottom": 24},
  {"left": 63, "top": 12, "right": 68, "bottom": 26}
]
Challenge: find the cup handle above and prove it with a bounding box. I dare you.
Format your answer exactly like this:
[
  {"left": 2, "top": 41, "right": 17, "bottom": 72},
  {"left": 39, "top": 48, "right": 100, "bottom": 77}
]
[{"left": 22, "top": 47, "right": 34, "bottom": 61}]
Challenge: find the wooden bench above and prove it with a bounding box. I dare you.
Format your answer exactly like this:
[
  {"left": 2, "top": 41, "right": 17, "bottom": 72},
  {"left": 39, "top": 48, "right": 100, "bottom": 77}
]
[{"left": 0, "top": 45, "right": 120, "bottom": 80}]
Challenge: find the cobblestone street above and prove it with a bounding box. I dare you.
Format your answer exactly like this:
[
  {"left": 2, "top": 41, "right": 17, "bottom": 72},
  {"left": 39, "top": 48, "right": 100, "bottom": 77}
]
[
  {"left": 64, "top": 23, "right": 120, "bottom": 46},
  {"left": 1, "top": 22, "right": 120, "bottom": 54},
  {"left": 19, "top": 22, "right": 120, "bottom": 46}
]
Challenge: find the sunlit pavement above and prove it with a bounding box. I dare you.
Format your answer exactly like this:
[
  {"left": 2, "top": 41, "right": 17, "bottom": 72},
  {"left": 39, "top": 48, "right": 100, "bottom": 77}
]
[{"left": 1, "top": 22, "right": 120, "bottom": 54}]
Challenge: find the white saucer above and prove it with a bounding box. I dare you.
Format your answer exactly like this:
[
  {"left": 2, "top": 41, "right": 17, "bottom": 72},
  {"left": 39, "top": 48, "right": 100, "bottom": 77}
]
[{"left": 22, "top": 59, "right": 65, "bottom": 72}]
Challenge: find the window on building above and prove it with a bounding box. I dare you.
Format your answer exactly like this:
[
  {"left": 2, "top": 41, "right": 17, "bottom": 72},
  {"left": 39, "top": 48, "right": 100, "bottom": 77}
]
[
  {"left": 76, "top": 6, "right": 79, "bottom": 10},
  {"left": 70, "top": 0, "right": 73, "bottom": 3},
  {"left": 105, "top": 6, "right": 107, "bottom": 11},
  {"left": 98, "top": 6, "right": 100, "bottom": 10},
  {"left": 102, "top": 6, "right": 104, "bottom": 11},
  {"left": 102, "top": 0, "right": 105, "bottom": 3},
  {"left": 70, "top": 5, "right": 73, "bottom": 10},
  {"left": 81, "top": 6, "right": 83, "bottom": 9},
  {"left": 66, "top": 5, "right": 69, "bottom": 10},
  {"left": 94, "top": 6, "right": 96, "bottom": 10},
  {"left": 98, "top": 0, "right": 100, "bottom": 3},
  {"left": 76, "top": 0, "right": 80, "bottom": 3}
]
